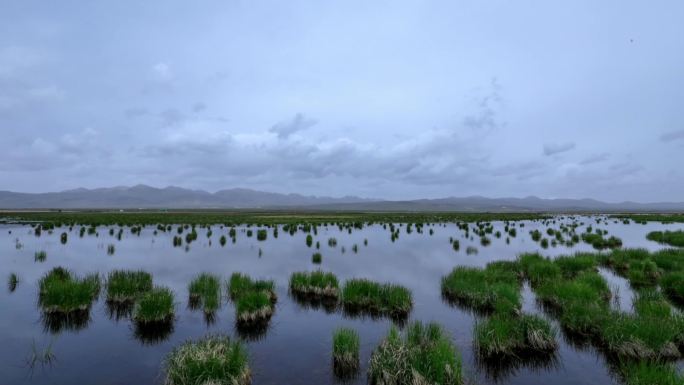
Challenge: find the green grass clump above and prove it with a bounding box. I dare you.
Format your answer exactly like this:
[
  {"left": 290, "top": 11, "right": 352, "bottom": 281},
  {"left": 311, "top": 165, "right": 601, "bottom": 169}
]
[
  {"left": 228, "top": 272, "right": 276, "bottom": 324},
  {"left": 646, "top": 230, "right": 684, "bottom": 247},
  {"left": 256, "top": 229, "right": 267, "bottom": 241},
  {"left": 289, "top": 271, "right": 339, "bottom": 298},
  {"left": 38, "top": 267, "right": 100, "bottom": 313},
  {"left": 581, "top": 232, "right": 622, "bottom": 249},
  {"left": 554, "top": 254, "right": 596, "bottom": 278},
  {"left": 34, "top": 250, "right": 47, "bottom": 262},
  {"left": 535, "top": 272, "right": 610, "bottom": 309},
  {"left": 332, "top": 328, "right": 360, "bottom": 376},
  {"left": 441, "top": 266, "right": 521, "bottom": 315},
  {"left": 474, "top": 314, "right": 558, "bottom": 358},
  {"left": 8, "top": 273, "right": 18, "bottom": 292},
  {"left": 633, "top": 289, "right": 672, "bottom": 318},
  {"left": 235, "top": 291, "right": 273, "bottom": 323},
  {"left": 341, "top": 279, "right": 412, "bottom": 317},
  {"left": 133, "top": 286, "right": 175, "bottom": 323},
  {"left": 368, "top": 321, "right": 462, "bottom": 385},
  {"left": 164, "top": 334, "right": 250, "bottom": 385},
  {"left": 188, "top": 273, "right": 221, "bottom": 314},
  {"left": 519, "top": 253, "right": 561, "bottom": 286},
  {"left": 106, "top": 270, "right": 152, "bottom": 303},
  {"left": 602, "top": 313, "right": 683, "bottom": 360},
  {"left": 312, "top": 252, "right": 322, "bottom": 264},
  {"left": 661, "top": 272, "right": 684, "bottom": 305},
  {"left": 619, "top": 361, "right": 684, "bottom": 385},
  {"left": 227, "top": 273, "right": 276, "bottom": 301}
]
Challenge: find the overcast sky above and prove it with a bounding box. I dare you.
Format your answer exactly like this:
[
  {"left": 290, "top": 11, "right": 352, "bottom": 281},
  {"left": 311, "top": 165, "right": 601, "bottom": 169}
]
[{"left": 1, "top": 1, "right": 683, "bottom": 202}]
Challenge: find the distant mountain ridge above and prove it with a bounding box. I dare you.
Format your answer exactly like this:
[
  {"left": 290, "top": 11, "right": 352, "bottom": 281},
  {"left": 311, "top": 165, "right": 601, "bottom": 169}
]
[{"left": 0, "top": 185, "right": 683, "bottom": 212}]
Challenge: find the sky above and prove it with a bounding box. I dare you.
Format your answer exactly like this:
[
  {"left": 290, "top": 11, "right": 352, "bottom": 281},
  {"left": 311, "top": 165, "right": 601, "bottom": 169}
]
[{"left": 1, "top": 1, "right": 683, "bottom": 202}]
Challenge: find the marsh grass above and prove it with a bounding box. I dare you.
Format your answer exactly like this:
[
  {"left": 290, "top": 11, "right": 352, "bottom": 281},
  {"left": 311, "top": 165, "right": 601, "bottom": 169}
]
[
  {"left": 188, "top": 273, "right": 221, "bottom": 314},
  {"left": 9, "top": 273, "right": 18, "bottom": 292},
  {"left": 368, "top": 321, "right": 462, "bottom": 385},
  {"left": 646, "top": 230, "right": 684, "bottom": 247},
  {"left": 519, "top": 253, "right": 561, "bottom": 286},
  {"left": 441, "top": 266, "right": 521, "bottom": 315},
  {"left": 34, "top": 250, "right": 47, "bottom": 262},
  {"left": 661, "top": 272, "right": 684, "bottom": 305},
  {"left": 602, "top": 312, "right": 683, "bottom": 360},
  {"left": 106, "top": 270, "right": 152, "bottom": 303},
  {"left": 312, "top": 252, "right": 322, "bottom": 264},
  {"left": 133, "top": 286, "right": 175, "bottom": 323},
  {"left": 27, "top": 339, "right": 56, "bottom": 370},
  {"left": 289, "top": 271, "right": 339, "bottom": 298},
  {"left": 38, "top": 267, "right": 100, "bottom": 313},
  {"left": 554, "top": 254, "right": 597, "bottom": 278},
  {"left": 164, "top": 335, "right": 250, "bottom": 385},
  {"left": 341, "top": 279, "right": 412, "bottom": 317},
  {"left": 618, "top": 361, "right": 683, "bottom": 385},
  {"left": 235, "top": 290, "right": 273, "bottom": 323},
  {"left": 228, "top": 273, "right": 276, "bottom": 302},
  {"left": 474, "top": 314, "right": 558, "bottom": 358},
  {"left": 332, "top": 328, "right": 360, "bottom": 377},
  {"left": 228, "top": 273, "right": 276, "bottom": 324}
]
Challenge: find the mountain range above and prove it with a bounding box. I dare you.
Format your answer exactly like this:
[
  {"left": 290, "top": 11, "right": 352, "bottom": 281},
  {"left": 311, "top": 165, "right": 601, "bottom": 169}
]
[{"left": 1, "top": 185, "right": 683, "bottom": 212}]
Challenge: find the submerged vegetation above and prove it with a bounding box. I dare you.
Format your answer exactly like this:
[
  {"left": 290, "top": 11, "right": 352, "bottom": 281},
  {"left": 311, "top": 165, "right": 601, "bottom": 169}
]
[
  {"left": 368, "top": 321, "right": 462, "bottom": 385},
  {"left": 164, "top": 335, "right": 250, "bottom": 385}
]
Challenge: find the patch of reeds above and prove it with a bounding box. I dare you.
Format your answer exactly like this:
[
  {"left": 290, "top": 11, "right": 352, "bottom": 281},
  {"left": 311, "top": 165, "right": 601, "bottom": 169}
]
[
  {"left": 368, "top": 321, "right": 462, "bottom": 385},
  {"left": 164, "top": 334, "right": 250, "bottom": 385},
  {"left": 341, "top": 279, "right": 412, "bottom": 318},
  {"left": 332, "top": 327, "right": 360, "bottom": 377},
  {"left": 106, "top": 270, "right": 153, "bottom": 303},
  {"left": 289, "top": 270, "right": 339, "bottom": 298},
  {"left": 474, "top": 314, "right": 558, "bottom": 358},
  {"left": 188, "top": 273, "right": 221, "bottom": 314},
  {"left": 38, "top": 267, "right": 100, "bottom": 313}
]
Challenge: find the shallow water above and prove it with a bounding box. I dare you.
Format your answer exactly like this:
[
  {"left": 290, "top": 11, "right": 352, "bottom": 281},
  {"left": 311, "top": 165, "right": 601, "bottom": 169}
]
[{"left": 1, "top": 215, "right": 682, "bottom": 385}]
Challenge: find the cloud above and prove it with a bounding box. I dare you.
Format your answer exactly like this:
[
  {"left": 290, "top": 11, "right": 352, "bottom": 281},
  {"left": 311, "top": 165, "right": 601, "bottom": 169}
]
[
  {"left": 152, "top": 62, "right": 172, "bottom": 81},
  {"left": 269, "top": 113, "right": 318, "bottom": 139},
  {"left": 580, "top": 153, "right": 610, "bottom": 165},
  {"left": 124, "top": 107, "right": 148, "bottom": 119},
  {"left": 543, "top": 142, "right": 576, "bottom": 156},
  {"left": 160, "top": 108, "right": 185, "bottom": 127},
  {"left": 462, "top": 78, "right": 503, "bottom": 133},
  {"left": 192, "top": 102, "right": 207, "bottom": 113},
  {"left": 660, "top": 129, "right": 684, "bottom": 142}
]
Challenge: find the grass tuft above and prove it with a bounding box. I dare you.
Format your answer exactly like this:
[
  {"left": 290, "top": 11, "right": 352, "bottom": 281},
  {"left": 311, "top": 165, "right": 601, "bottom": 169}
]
[
  {"left": 164, "top": 334, "right": 250, "bottom": 385},
  {"left": 368, "top": 321, "right": 462, "bottom": 385},
  {"left": 106, "top": 270, "right": 152, "bottom": 303},
  {"left": 133, "top": 286, "right": 175, "bottom": 323},
  {"left": 341, "top": 279, "right": 412, "bottom": 317},
  {"left": 474, "top": 314, "right": 558, "bottom": 358},
  {"left": 38, "top": 267, "right": 100, "bottom": 313},
  {"left": 332, "top": 327, "right": 360, "bottom": 377},
  {"left": 188, "top": 273, "right": 221, "bottom": 314},
  {"left": 289, "top": 271, "right": 339, "bottom": 298}
]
